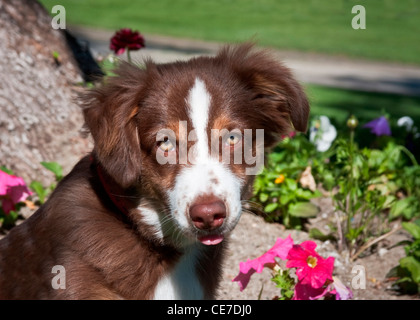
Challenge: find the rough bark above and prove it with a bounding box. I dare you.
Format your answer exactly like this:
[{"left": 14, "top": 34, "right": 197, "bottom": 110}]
[{"left": 0, "top": 0, "right": 93, "bottom": 186}]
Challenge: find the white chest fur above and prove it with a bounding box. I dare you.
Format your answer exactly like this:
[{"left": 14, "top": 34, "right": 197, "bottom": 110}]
[{"left": 153, "top": 245, "right": 204, "bottom": 300}]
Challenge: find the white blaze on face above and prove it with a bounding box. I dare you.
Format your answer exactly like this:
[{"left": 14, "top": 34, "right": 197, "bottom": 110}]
[
  {"left": 187, "top": 78, "right": 211, "bottom": 164},
  {"left": 168, "top": 78, "right": 243, "bottom": 240}
]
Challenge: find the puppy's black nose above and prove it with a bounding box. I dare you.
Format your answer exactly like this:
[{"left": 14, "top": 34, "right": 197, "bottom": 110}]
[{"left": 189, "top": 197, "right": 226, "bottom": 230}]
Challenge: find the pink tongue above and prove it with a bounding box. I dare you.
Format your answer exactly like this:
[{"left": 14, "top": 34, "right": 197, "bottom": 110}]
[{"left": 198, "top": 234, "right": 224, "bottom": 245}]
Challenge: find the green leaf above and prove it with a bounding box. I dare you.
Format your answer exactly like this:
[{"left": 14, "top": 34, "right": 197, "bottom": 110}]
[
  {"left": 295, "top": 188, "right": 310, "bottom": 199},
  {"left": 388, "top": 264, "right": 419, "bottom": 294},
  {"left": 253, "top": 178, "right": 263, "bottom": 194},
  {"left": 269, "top": 152, "right": 285, "bottom": 163},
  {"left": 1, "top": 210, "right": 19, "bottom": 228},
  {"left": 309, "top": 228, "right": 336, "bottom": 241},
  {"left": 271, "top": 269, "right": 295, "bottom": 300},
  {"left": 285, "top": 178, "right": 297, "bottom": 191},
  {"left": 383, "top": 195, "right": 396, "bottom": 209},
  {"left": 8, "top": 210, "right": 18, "bottom": 220},
  {"left": 346, "top": 226, "right": 364, "bottom": 242},
  {"left": 321, "top": 172, "right": 335, "bottom": 190},
  {"left": 29, "top": 181, "right": 47, "bottom": 204},
  {"left": 264, "top": 202, "right": 278, "bottom": 213},
  {"left": 259, "top": 193, "right": 269, "bottom": 203},
  {"left": 279, "top": 194, "right": 293, "bottom": 205},
  {"left": 402, "top": 222, "right": 420, "bottom": 240},
  {"left": 390, "top": 198, "right": 411, "bottom": 220},
  {"left": 100, "top": 58, "right": 118, "bottom": 77},
  {"left": 52, "top": 51, "right": 60, "bottom": 59},
  {"left": 40, "top": 162, "right": 63, "bottom": 181},
  {"left": 403, "top": 207, "right": 418, "bottom": 220},
  {"left": 288, "top": 202, "right": 319, "bottom": 218},
  {"left": 399, "top": 256, "right": 420, "bottom": 284},
  {"left": 312, "top": 189, "right": 322, "bottom": 197},
  {"left": 0, "top": 166, "right": 14, "bottom": 175},
  {"left": 414, "top": 249, "right": 420, "bottom": 261}
]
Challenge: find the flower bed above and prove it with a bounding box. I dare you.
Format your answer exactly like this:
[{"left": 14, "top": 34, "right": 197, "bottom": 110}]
[{"left": 244, "top": 114, "right": 420, "bottom": 298}]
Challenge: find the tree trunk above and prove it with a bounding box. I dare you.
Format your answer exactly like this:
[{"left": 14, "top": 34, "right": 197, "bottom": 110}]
[{"left": 0, "top": 0, "right": 93, "bottom": 186}]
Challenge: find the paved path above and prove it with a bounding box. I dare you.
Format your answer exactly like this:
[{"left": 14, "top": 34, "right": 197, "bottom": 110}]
[{"left": 69, "top": 26, "right": 420, "bottom": 97}]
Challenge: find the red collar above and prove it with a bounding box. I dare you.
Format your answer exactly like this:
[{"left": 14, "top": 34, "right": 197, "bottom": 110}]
[{"left": 90, "top": 155, "right": 129, "bottom": 215}]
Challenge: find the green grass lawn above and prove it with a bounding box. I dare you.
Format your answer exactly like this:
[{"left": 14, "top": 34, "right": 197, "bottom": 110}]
[
  {"left": 41, "top": 0, "right": 420, "bottom": 65},
  {"left": 307, "top": 84, "right": 420, "bottom": 124}
]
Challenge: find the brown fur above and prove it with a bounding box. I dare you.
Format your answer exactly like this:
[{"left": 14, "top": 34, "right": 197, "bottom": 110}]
[{"left": 0, "top": 44, "right": 309, "bottom": 299}]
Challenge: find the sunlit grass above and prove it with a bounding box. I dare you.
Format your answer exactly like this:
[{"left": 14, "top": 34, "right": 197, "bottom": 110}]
[{"left": 41, "top": 0, "right": 420, "bottom": 65}]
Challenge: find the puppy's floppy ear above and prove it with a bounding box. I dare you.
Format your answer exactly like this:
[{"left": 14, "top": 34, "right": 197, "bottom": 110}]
[
  {"left": 221, "top": 43, "right": 310, "bottom": 145},
  {"left": 80, "top": 61, "right": 147, "bottom": 188}
]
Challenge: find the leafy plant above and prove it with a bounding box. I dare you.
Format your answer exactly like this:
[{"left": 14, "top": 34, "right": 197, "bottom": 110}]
[
  {"left": 30, "top": 161, "right": 63, "bottom": 205},
  {"left": 387, "top": 220, "right": 420, "bottom": 294},
  {"left": 252, "top": 134, "right": 322, "bottom": 229},
  {"left": 391, "top": 165, "right": 420, "bottom": 221},
  {"left": 333, "top": 140, "right": 393, "bottom": 252},
  {"left": 98, "top": 54, "right": 118, "bottom": 78},
  {"left": 271, "top": 268, "right": 295, "bottom": 300},
  {"left": 0, "top": 205, "right": 22, "bottom": 229},
  {"left": 325, "top": 115, "right": 420, "bottom": 260}
]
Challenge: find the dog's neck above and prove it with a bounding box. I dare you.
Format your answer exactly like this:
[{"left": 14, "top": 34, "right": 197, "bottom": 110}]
[{"left": 90, "top": 154, "right": 130, "bottom": 216}]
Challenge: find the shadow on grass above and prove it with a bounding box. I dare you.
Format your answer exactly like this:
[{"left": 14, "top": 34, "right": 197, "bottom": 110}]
[
  {"left": 332, "top": 75, "right": 420, "bottom": 98},
  {"left": 307, "top": 85, "right": 420, "bottom": 124}
]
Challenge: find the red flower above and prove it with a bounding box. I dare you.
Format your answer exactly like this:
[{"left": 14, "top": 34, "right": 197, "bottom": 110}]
[
  {"left": 110, "top": 28, "right": 145, "bottom": 55},
  {"left": 286, "top": 241, "right": 334, "bottom": 289}
]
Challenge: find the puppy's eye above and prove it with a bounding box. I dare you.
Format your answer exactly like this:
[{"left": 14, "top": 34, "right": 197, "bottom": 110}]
[
  {"left": 226, "top": 134, "right": 240, "bottom": 146},
  {"left": 158, "top": 138, "right": 175, "bottom": 152}
]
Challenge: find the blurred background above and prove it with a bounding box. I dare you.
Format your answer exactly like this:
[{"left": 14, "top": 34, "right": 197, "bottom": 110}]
[
  {"left": 40, "top": 0, "right": 418, "bottom": 64},
  {"left": 40, "top": 0, "right": 420, "bottom": 123}
]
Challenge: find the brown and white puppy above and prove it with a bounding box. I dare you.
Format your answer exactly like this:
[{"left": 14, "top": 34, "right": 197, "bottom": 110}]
[{"left": 0, "top": 44, "right": 309, "bottom": 299}]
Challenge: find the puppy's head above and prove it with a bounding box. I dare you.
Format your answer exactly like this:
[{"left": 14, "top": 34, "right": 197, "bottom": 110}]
[{"left": 82, "top": 44, "right": 309, "bottom": 248}]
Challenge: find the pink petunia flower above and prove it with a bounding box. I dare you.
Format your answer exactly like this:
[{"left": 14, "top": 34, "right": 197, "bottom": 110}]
[
  {"left": 232, "top": 235, "right": 294, "bottom": 291},
  {"left": 330, "top": 276, "right": 353, "bottom": 300},
  {"left": 0, "top": 170, "right": 32, "bottom": 214},
  {"left": 286, "top": 241, "right": 334, "bottom": 289},
  {"left": 293, "top": 276, "right": 353, "bottom": 300},
  {"left": 292, "top": 281, "right": 331, "bottom": 300}
]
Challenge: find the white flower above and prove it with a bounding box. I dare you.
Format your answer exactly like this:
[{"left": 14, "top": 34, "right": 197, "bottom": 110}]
[
  {"left": 397, "top": 116, "right": 414, "bottom": 131},
  {"left": 310, "top": 116, "right": 337, "bottom": 152},
  {"left": 397, "top": 116, "right": 420, "bottom": 139}
]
